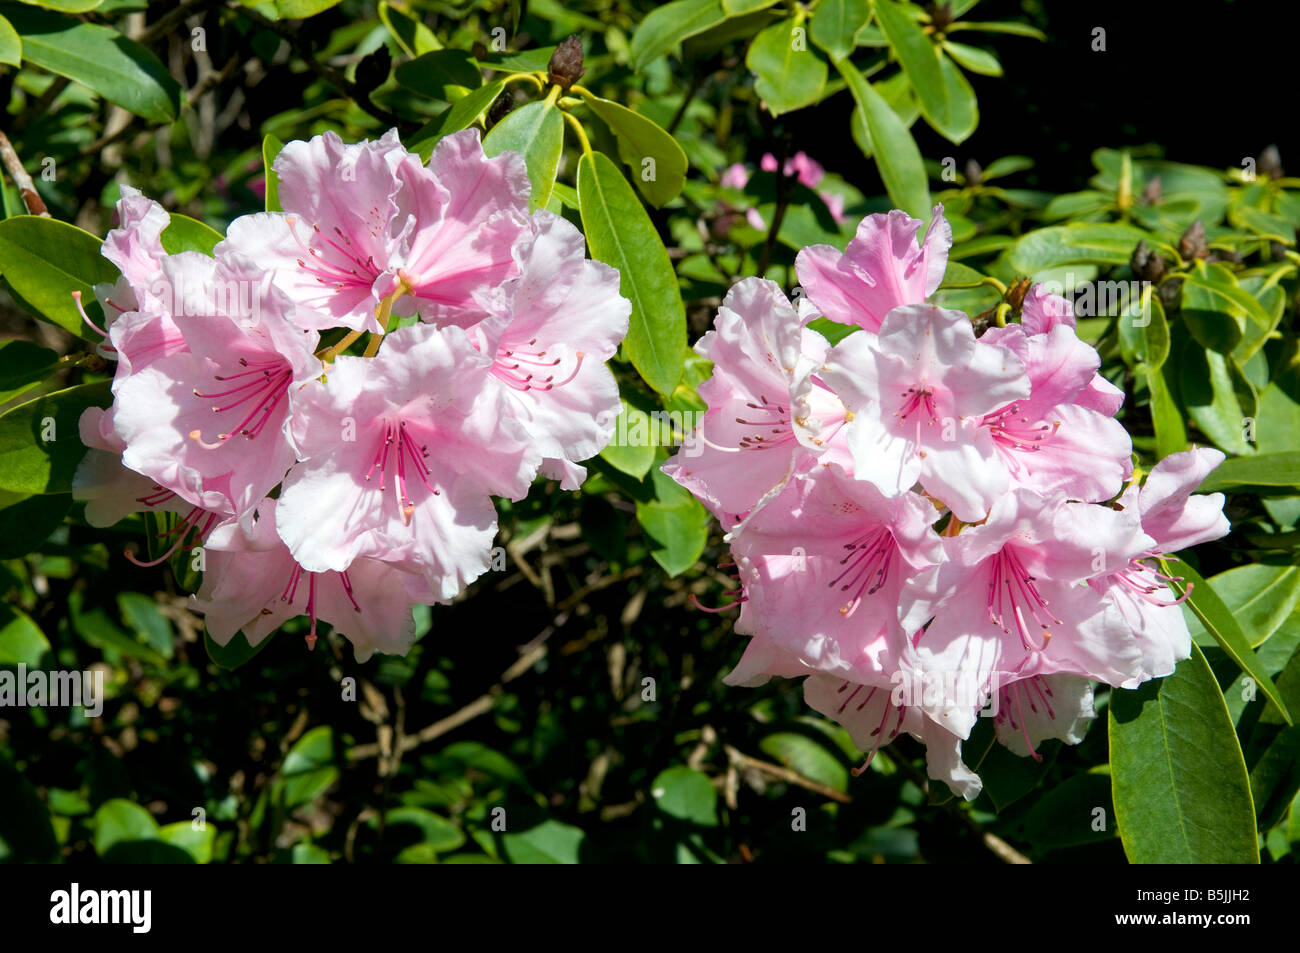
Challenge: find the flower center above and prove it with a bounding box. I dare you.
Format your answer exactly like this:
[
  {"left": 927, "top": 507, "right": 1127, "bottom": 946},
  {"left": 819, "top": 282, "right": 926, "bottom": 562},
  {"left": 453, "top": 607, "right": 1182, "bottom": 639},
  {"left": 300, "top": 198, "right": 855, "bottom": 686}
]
[
  {"left": 734, "top": 394, "right": 793, "bottom": 450},
  {"left": 985, "top": 545, "right": 1060, "bottom": 651},
  {"left": 994, "top": 675, "right": 1055, "bottom": 761},
  {"left": 190, "top": 357, "right": 293, "bottom": 447},
  {"left": 279, "top": 564, "right": 361, "bottom": 650},
  {"left": 983, "top": 402, "right": 1060, "bottom": 469},
  {"left": 492, "top": 337, "right": 585, "bottom": 392},
  {"left": 287, "top": 215, "right": 380, "bottom": 297},
  {"left": 830, "top": 526, "right": 896, "bottom": 617},
  {"left": 363, "top": 418, "right": 440, "bottom": 524}
]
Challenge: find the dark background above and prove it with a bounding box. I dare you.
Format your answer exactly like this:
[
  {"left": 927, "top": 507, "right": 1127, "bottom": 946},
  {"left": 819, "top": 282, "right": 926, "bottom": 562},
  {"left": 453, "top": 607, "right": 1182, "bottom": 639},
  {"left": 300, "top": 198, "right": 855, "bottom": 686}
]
[{"left": 789, "top": 0, "right": 1300, "bottom": 191}]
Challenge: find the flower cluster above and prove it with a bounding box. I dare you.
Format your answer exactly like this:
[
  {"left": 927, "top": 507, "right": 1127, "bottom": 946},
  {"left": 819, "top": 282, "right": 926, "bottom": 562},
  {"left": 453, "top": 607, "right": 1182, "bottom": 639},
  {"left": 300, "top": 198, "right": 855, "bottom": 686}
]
[
  {"left": 75, "top": 129, "right": 630, "bottom": 661},
  {"left": 664, "top": 205, "right": 1230, "bottom": 799}
]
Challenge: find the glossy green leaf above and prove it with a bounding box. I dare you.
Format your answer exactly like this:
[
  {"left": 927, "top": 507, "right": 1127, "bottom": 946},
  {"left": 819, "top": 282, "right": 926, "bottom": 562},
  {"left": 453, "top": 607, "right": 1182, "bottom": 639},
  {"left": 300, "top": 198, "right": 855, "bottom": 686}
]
[
  {"left": 636, "top": 466, "right": 708, "bottom": 576},
  {"left": 1179, "top": 344, "right": 1253, "bottom": 456},
  {"left": 274, "top": 0, "right": 344, "bottom": 17},
  {"left": 394, "top": 49, "right": 480, "bottom": 100},
  {"left": 0, "top": 216, "right": 119, "bottom": 340},
  {"left": 0, "top": 12, "right": 20, "bottom": 67},
  {"left": 262, "top": 133, "right": 285, "bottom": 212},
  {"left": 0, "top": 340, "right": 59, "bottom": 406},
  {"left": 498, "top": 819, "right": 585, "bottom": 863},
  {"left": 759, "top": 732, "right": 849, "bottom": 793},
  {"left": 746, "top": 17, "right": 827, "bottom": 116},
  {"left": 838, "top": 58, "right": 930, "bottom": 218},
  {"left": 0, "top": 381, "right": 111, "bottom": 495},
  {"left": 1199, "top": 451, "right": 1300, "bottom": 492},
  {"left": 629, "top": 0, "right": 730, "bottom": 71},
  {"left": 159, "top": 213, "right": 223, "bottom": 256},
  {"left": 93, "top": 799, "right": 160, "bottom": 856},
  {"left": 1008, "top": 222, "right": 1151, "bottom": 274},
  {"left": 406, "top": 78, "right": 505, "bottom": 161},
  {"left": 873, "top": 0, "right": 952, "bottom": 134},
  {"left": 580, "top": 93, "right": 688, "bottom": 207},
  {"left": 1020, "top": 773, "right": 1116, "bottom": 849},
  {"left": 0, "top": 752, "right": 57, "bottom": 862},
  {"left": 1109, "top": 644, "right": 1259, "bottom": 863},
  {"left": 0, "top": 603, "right": 49, "bottom": 666},
  {"left": 0, "top": 492, "right": 70, "bottom": 559},
  {"left": 1249, "top": 726, "right": 1300, "bottom": 830},
  {"left": 1166, "top": 559, "right": 1290, "bottom": 723},
  {"left": 936, "top": 53, "right": 978, "bottom": 143},
  {"left": 205, "top": 628, "right": 272, "bottom": 671},
  {"left": 597, "top": 399, "right": 658, "bottom": 479},
  {"left": 578, "top": 150, "right": 686, "bottom": 395},
  {"left": 377, "top": 0, "right": 440, "bottom": 56},
  {"left": 159, "top": 821, "right": 215, "bottom": 863},
  {"left": 1184, "top": 563, "right": 1300, "bottom": 649},
  {"left": 4, "top": 5, "right": 180, "bottom": 122},
  {"left": 482, "top": 100, "right": 564, "bottom": 212},
  {"left": 651, "top": 765, "right": 718, "bottom": 826},
  {"left": 281, "top": 726, "right": 338, "bottom": 807},
  {"left": 941, "top": 39, "right": 1002, "bottom": 76},
  {"left": 809, "top": 0, "right": 868, "bottom": 62}
]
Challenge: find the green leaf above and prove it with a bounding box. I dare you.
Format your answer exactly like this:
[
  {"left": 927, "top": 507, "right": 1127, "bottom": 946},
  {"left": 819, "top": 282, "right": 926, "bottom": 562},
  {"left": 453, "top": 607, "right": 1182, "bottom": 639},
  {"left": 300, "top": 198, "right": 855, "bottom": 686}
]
[
  {"left": 837, "top": 57, "right": 930, "bottom": 217},
  {"left": 15, "top": 0, "right": 105, "bottom": 11},
  {"left": 1008, "top": 222, "right": 1152, "bottom": 275},
  {"left": 0, "top": 216, "right": 119, "bottom": 340},
  {"left": 205, "top": 628, "right": 272, "bottom": 671},
  {"left": 1020, "top": 773, "right": 1116, "bottom": 849},
  {"left": 93, "top": 799, "right": 160, "bottom": 856},
  {"left": 280, "top": 726, "right": 338, "bottom": 807},
  {"left": 0, "top": 603, "right": 49, "bottom": 666},
  {"left": 874, "top": 0, "right": 957, "bottom": 138},
  {"left": 381, "top": 807, "right": 466, "bottom": 859},
  {"left": 273, "top": 0, "right": 344, "bottom": 17},
  {"left": 636, "top": 466, "right": 708, "bottom": 576},
  {"left": 1249, "top": 726, "right": 1300, "bottom": 830},
  {"left": 809, "top": 0, "right": 868, "bottom": 62},
  {"left": 0, "top": 340, "right": 59, "bottom": 406},
  {"left": 118, "top": 591, "right": 174, "bottom": 660},
  {"left": 578, "top": 150, "right": 686, "bottom": 395},
  {"left": 262, "top": 133, "right": 285, "bottom": 212},
  {"left": 722, "top": 0, "right": 779, "bottom": 12},
  {"left": 758, "top": 732, "right": 849, "bottom": 793},
  {"left": 158, "top": 821, "right": 215, "bottom": 864},
  {"left": 159, "top": 213, "right": 223, "bottom": 256},
  {"left": 498, "top": 819, "right": 585, "bottom": 863},
  {"left": 3, "top": 4, "right": 180, "bottom": 122},
  {"left": 405, "top": 78, "right": 505, "bottom": 161},
  {"left": 0, "top": 13, "right": 20, "bottom": 67},
  {"left": 1147, "top": 362, "right": 1186, "bottom": 459},
  {"left": 580, "top": 94, "right": 688, "bottom": 208},
  {"left": 482, "top": 100, "right": 564, "bottom": 212},
  {"left": 394, "top": 50, "right": 480, "bottom": 100},
  {"left": 629, "top": 0, "right": 730, "bottom": 71},
  {"left": 1198, "top": 451, "right": 1300, "bottom": 492},
  {"left": 746, "top": 17, "right": 828, "bottom": 116},
  {"left": 941, "top": 39, "right": 1001, "bottom": 76},
  {"left": 936, "top": 53, "right": 978, "bottom": 143},
  {"left": 0, "top": 381, "right": 111, "bottom": 495},
  {"left": 938, "top": 261, "right": 987, "bottom": 289},
  {"left": 597, "top": 399, "right": 657, "bottom": 479},
  {"left": 1184, "top": 563, "right": 1300, "bottom": 649},
  {"left": 1166, "top": 559, "right": 1291, "bottom": 723},
  {"left": 377, "top": 0, "right": 439, "bottom": 57},
  {"left": 948, "top": 20, "right": 1046, "bottom": 40},
  {"left": 0, "top": 492, "right": 68, "bottom": 558},
  {"left": 1109, "top": 644, "right": 1259, "bottom": 863},
  {"left": 651, "top": 765, "right": 718, "bottom": 826}
]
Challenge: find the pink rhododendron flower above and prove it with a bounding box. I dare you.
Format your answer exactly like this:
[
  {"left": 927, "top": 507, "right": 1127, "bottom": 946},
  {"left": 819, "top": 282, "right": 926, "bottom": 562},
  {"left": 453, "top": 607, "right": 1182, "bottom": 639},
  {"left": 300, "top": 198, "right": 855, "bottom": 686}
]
[
  {"left": 74, "top": 129, "right": 630, "bottom": 660},
  {"left": 470, "top": 211, "right": 629, "bottom": 490},
  {"left": 821, "top": 302, "right": 1028, "bottom": 521},
  {"left": 275, "top": 321, "right": 539, "bottom": 598},
  {"left": 662, "top": 277, "right": 850, "bottom": 528},
  {"left": 222, "top": 128, "right": 529, "bottom": 333},
  {"left": 1088, "top": 447, "right": 1231, "bottom": 685},
  {"left": 796, "top": 205, "right": 951, "bottom": 330},
  {"left": 665, "top": 202, "right": 1231, "bottom": 791},
  {"left": 192, "top": 501, "right": 435, "bottom": 659}
]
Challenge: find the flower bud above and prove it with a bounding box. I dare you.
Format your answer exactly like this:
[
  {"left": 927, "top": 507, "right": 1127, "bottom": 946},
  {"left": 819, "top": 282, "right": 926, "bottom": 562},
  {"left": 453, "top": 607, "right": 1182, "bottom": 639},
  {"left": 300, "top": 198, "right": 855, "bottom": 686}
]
[{"left": 548, "top": 35, "right": 586, "bottom": 91}]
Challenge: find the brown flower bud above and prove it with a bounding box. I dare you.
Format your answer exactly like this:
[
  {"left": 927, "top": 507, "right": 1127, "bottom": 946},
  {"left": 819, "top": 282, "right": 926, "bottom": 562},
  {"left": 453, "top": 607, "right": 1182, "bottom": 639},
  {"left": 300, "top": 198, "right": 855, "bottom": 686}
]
[
  {"left": 1141, "top": 175, "right": 1162, "bottom": 206},
  {"left": 1260, "top": 145, "right": 1283, "bottom": 180},
  {"left": 548, "top": 35, "right": 586, "bottom": 91},
  {"left": 1005, "top": 276, "right": 1031, "bottom": 313},
  {"left": 1178, "top": 220, "right": 1208, "bottom": 261},
  {"left": 963, "top": 159, "right": 982, "bottom": 187},
  {"left": 1130, "top": 240, "right": 1166, "bottom": 282},
  {"left": 486, "top": 90, "right": 516, "bottom": 130}
]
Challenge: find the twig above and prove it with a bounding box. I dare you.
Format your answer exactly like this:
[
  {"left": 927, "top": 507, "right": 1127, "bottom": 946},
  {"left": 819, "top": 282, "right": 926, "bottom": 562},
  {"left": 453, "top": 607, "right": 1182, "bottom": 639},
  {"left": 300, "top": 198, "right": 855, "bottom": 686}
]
[
  {"left": 725, "top": 744, "right": 853, "bottom": 804},
  {"left": 0, "top": 130, "right": 49, "bottom": 216}
]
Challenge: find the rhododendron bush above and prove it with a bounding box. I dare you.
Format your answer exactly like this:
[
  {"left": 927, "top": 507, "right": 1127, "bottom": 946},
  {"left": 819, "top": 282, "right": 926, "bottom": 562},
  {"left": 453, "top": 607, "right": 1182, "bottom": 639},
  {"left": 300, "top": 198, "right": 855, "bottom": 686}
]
[{"left": 0, "top": 0, "right": 1297, "bottom": 871}]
